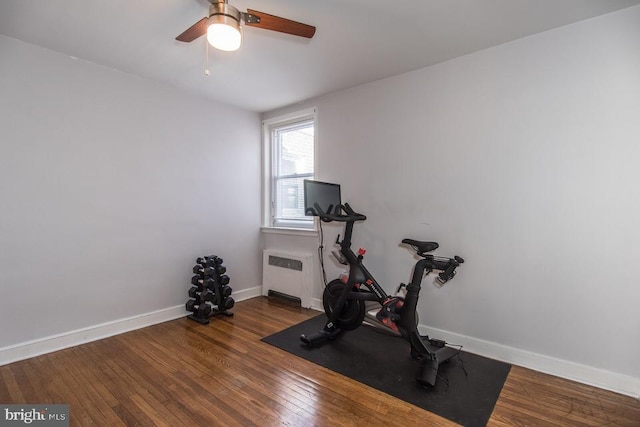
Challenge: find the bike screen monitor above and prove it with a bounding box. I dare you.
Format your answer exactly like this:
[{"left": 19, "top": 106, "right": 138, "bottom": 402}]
[{"left": 304, "top": 180, "right": 341, "bottom": 216}]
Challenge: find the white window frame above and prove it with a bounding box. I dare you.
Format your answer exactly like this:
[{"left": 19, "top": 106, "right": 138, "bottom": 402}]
[{"left": 262, "top": 107, "right": 318, "bottom": 231}]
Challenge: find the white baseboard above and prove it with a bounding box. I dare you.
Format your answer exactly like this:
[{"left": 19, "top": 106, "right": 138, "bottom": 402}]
[
  {"left": 418, "top": 324, "right": 640, "bottom": 399},
  {"left": 233, "top": 285, "right": 263, "bottom": 302},
  {"left": 0, "top": 286, "right": 263, "bottom": 367},
  {"left": 0, "top": 305, "right": 187, "bottom": 366},
  {"left": 309, "top": 297, "right": 324, "bottom": 312}
]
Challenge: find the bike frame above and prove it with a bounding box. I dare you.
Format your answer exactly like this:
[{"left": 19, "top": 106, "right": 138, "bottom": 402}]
[
  {"left": 338, "top": 219, "right": 387, "bottom": 300},
  {"left": 330, "top": 216, "right": 450, "bottom": 338}
]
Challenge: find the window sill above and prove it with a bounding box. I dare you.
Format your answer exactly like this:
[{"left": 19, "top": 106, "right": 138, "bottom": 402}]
[{"left": 261, "top": 226, "right": 319, "bottom": 237}]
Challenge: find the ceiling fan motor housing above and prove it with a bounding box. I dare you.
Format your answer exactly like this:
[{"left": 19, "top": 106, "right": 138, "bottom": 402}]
[{"left": 209, "top": 1, "right": 241, "bottom": 24}]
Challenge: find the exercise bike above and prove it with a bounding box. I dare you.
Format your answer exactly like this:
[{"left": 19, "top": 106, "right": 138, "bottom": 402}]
[{"left": 300, "top": 202, "right": 464, "bottom": 387}]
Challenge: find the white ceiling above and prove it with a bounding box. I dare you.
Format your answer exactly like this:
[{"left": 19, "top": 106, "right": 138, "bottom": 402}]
[{"left": 1, "top": 0, "right": 639, "bottom": 112}]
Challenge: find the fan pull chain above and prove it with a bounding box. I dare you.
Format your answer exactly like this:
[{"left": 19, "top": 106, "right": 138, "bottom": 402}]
[{"left": 204, "top": 37, "right": 211, "bottom": 76}]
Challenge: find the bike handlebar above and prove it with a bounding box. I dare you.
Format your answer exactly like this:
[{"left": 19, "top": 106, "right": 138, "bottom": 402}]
[
  {"left": 313, "top": 202, "right": 367, "bottom": 223},
  {"left": 435, "top": 256, "right": 464, "bottom": 285}
]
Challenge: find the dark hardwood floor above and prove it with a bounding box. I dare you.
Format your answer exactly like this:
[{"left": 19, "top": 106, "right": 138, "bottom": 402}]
[{"left": 1, "top": 296, "right": 638, "bottom": 426}]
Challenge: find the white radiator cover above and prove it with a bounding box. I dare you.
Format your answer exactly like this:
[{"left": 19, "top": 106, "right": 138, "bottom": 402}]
[{"left": 262, "top": 250, "right": 314, "bottom": 308}]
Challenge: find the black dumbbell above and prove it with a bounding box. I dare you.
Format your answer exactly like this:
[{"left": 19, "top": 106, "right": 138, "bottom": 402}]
[
  {"left": 185, "top": 299, "right": 197, "bottom": 312},
  {"left": 209, "top": 256, "right": 224, "bottom": 265},
  {"left": 215, "top": 265, "right": 227, "bottom": 274},
  {"left": 198, "top": 290, "right": 214, "bottom": 304},
  {"left": 191, "top": 275, "right": 215, "bottom": 287},
  {"left": 192, "top": 265, "right": 216, "bottom": 276},
  {"left": 218, "top": 274, "right": 230, "bottom": 285},
  {"left": 188, "top": 288, "right": 214, "bottom": 302},
  {"left": 223, "top": 297, "right": 235, "bottom": 310},
  {"left": 186, "top": 300, "right": 212, "bottom": 317},
  {"left": 220, "top": 285, "right": 232, "bottom": 298},
  {"left": 196, "top": 256, "right": 222, "bottom": 268},
  {"left": 198, "top": 303, "right": 212, "bottom": 317},
  {"left": 200, "top": 255, "right": 223, "bottom": 266}
]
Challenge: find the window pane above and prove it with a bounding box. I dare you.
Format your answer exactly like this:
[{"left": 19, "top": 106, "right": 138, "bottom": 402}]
[
  {"left": 274, "top": 176, "right": 311, "bottom": 222},
  {"left": 276, "top": 120, "right": 314, "bottom": 177}
]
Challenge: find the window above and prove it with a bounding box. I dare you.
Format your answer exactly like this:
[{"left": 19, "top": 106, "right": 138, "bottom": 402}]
[{"left": 263, "top": 108, "right": 316, "bottom": 229}]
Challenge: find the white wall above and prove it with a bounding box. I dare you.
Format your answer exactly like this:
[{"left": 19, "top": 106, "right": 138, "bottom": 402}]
[
  {"left": 0, "top": 35, "right": 262, "bottom": 352},
  {"left": 264, "top": 6, "right": 640, "bottom": 395}
]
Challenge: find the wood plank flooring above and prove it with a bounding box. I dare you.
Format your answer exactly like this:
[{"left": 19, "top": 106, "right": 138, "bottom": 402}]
[{"left": 1, "top": 296, "right": 638, "bottom": 426}]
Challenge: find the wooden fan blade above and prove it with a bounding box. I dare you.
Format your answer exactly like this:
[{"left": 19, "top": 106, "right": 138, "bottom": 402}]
[
  {"left": 176, "top": 17, "right": 208, "bottom": 42},
  {"left": 246, "top": 9, "right": 315, "bottom": 39}
]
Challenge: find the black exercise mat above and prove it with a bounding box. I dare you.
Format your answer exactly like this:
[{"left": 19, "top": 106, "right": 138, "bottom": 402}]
[{"left": 262, "top": 315, "right": 511, "bottom": 427}]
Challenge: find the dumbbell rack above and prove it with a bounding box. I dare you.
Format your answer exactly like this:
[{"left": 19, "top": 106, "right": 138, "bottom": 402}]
[{"left": 186, "top": 255, "right": 235, "bottom": 325}]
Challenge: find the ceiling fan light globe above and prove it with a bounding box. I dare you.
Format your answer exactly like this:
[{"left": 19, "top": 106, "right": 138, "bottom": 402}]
[{"left": 207, "top": 16, "right": 242, "bottom": 52}]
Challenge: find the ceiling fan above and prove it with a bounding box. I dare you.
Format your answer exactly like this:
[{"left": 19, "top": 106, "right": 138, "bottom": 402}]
[{"left": 176, "top": 0, "right": 316, "bottom": 52}]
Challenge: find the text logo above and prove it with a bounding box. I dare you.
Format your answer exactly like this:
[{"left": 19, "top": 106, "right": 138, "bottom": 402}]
[{"left": 0, "top": 405, "right": 69, "bottom": 426}]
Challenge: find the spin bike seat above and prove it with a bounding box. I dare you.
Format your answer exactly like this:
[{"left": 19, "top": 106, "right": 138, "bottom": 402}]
[{"left": 402, "top": 239, "right": 439, "bottom": 254}]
